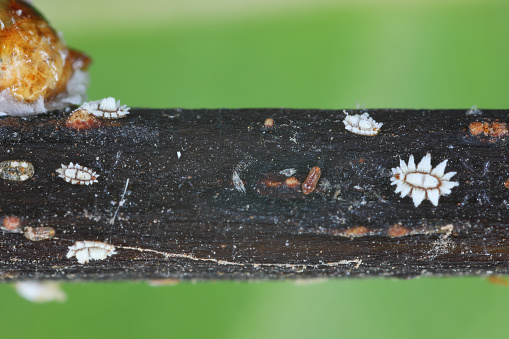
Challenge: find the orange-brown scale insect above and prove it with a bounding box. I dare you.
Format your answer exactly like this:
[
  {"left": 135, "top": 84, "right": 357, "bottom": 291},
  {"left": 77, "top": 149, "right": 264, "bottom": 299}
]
[
  {"left": 24, "top": 226, "right": 55, "bottom": 241},
  {"left": 489, "top": 122, "right": 508, "bottom": 138},
  {"left": 264, "top": 118, "right": 274, "bottom": 129},
  {"left": 504, "top": 178, "right": 509, "bottom": 189},
  {"left": 285, "top": 176, "right": 301, "bottom": 189},
  {"left": 468, "top": 121, "right": 509, "bottom": 139},
  {"left": 263, "top": 179, "right": 283, "bottom": 188},
  {"left": 1, "top": 215, "right": 21, "bottom": 232},
  {"left": 468, "top": 122, "right": 485, "bottom": 136},
  {"left": 65, "top": 109, "right": 100, "bottom": 131},
  {"left": 256, "top": 173, "right": 302, "bottom": 199},
  {"left": 340, "top": 226, "right": 370, "bottom": 238},
  {"left": 387, "top": 224, "right": 409, "bottom": 238},
  {"left": 302, "top": 166, "right": 321, "bottom": 195}
]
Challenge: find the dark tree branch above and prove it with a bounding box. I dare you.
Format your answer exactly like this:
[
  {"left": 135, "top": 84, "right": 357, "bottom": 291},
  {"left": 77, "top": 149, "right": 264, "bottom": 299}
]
[{"left": 0, "top": 108, "right": 508, "bottom": 281}]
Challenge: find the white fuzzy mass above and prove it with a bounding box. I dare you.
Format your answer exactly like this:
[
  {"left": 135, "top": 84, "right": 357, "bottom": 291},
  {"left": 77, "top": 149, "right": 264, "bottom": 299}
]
[
  {"left": 79, "top": 97, "right": 130, "bottom": 119},
  {"left": 343, "top": 112, "right": 382, "bottom": 136},
  {"left": 67, "top": 240, "right": 116, "bottom": 264}
]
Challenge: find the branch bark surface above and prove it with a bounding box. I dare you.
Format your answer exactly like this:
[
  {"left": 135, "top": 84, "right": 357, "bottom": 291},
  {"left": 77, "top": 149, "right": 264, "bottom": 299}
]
[{"left": 0, "top": 108, "right": 507, "bottom": 281}]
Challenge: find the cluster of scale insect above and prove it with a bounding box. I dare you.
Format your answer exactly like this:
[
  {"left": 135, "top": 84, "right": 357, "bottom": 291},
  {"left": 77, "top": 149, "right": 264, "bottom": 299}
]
[
  {"left": 78, "top": 97, "right": 130, "bottom": 119},
  {"left": 67, "top": 240, "right": 116, "bottom": 264},
  {"left": 56, "top": 162, "right": 99, "bottom": 185},
  {"left": 0, "top": 160, "right": 34, "bottom": 181}
]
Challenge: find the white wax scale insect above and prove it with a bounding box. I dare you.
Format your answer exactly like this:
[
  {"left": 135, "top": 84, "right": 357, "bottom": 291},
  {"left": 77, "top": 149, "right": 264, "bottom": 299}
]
[
  {"left": 56, "top": 162, "right": 99, "bottom": 185},
  {"left": 391, "top": 153, "right": 459, "bottom": 207}
]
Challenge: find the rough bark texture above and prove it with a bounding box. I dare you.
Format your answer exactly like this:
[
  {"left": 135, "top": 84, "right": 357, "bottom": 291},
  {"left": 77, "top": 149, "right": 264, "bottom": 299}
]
[{"left": 0, "top": 108, "right": 508, "bottom": 281}]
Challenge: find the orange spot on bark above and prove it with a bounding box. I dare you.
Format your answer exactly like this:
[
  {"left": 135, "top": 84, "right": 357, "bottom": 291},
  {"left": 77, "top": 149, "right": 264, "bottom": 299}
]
[
  {"left": 263, "top": 179, "right": 282, "bottom": 188},
  {"left": 488, "top": 275, "right": 509, "bottom": 286},
  {"left": 387, "top": 224, "right": 409, "bottom": 237},
  {"left": 341, "top": 226, "right": 370, "bottom": 237},
  {"left": 264, "top": 118, "right": 274, "bottom": 129}
]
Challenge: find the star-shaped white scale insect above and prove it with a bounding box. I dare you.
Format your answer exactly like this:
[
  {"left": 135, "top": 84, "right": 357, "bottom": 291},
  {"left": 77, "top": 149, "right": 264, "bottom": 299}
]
[{"left": 390, "top": 153, "right": 459, "bottom": 207}]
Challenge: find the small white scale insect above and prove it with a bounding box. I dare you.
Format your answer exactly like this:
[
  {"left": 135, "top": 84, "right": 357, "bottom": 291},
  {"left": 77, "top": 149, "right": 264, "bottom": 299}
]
[
  {"left": 67, "top": 240, "right": 116, "bottom": 264},
  {"left": 232, "top": 170, "right": 246, "bottom": 193},
  {"left": 56, "top": 162, "right": 99, "bottom": 185},
  {"left": 0, "top": 160, "right": 34, "bottom": 181},
  {"left": 279, "top": 168, "right": 297, "bottom": 177},
  {"left": 390, "top": 153, "right": 459, "bottom": 207},
  {"left": 343, "top": 111, "right": 383, "bottom": 136},
  {"left": 79, "top": 97, "right": 130, "bottom": 119}
]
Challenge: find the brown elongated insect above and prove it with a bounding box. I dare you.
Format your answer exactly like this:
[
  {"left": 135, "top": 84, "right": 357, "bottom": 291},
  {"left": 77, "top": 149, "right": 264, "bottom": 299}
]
[{"left": 302, "top": 166, "right": 321, "bottom": 194}]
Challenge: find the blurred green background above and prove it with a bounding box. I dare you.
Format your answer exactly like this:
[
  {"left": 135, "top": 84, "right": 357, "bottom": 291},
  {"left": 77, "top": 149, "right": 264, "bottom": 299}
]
[{"left": 2, "top": 0, "right": 509, "bottom": 338}]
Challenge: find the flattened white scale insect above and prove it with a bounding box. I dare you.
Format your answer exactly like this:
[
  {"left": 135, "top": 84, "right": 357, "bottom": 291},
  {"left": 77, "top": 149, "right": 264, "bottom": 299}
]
[
  {"left": 343, "top": 111, "right": 382, "bottom": 136},
  {"left": 56, "top": 162, "right": 99, "bottom": 185},
  {"left": 0, "top": 160, "right": 34, "bottom": 181},
  {"left": 24, "top": 226, "right": 55, "bottom": 241},
  {"left": 279, "top": 168, "right": 297, "bottom": 177},
  {"left": 79, "top": 97, "right": 130, "bottom": 119},
  {"left": 67, "top": 240, "right": 116, "bottom": 264},
  {"left": 390, "top": 153, "right": 459, "bottom": 207}
]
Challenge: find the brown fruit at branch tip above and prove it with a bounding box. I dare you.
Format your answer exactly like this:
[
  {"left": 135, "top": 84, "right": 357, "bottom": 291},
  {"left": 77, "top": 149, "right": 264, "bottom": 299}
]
[{"left": 0, "top": 0, "right": 90, "bottom": 103}]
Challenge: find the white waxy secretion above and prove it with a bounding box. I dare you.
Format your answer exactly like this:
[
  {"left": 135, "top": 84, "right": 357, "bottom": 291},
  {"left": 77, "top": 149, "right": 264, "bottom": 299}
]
[
  {"left": 56, "top": 162, "right": 99, "bottom": 185},
  {"left": 465, "top": 105, "right": 482, "bottom": 115},
  {"left": 78, "top": 97, "right": 130, "bottom": 119},
  {"left": 390, "top": 153, "right": 459, "bottom": 207},
  {"left": 67, "top": 240, "right": 116, "bottom": 264},
  {"left": 343, "top": 111, "right": 382, "bottom": 136}
]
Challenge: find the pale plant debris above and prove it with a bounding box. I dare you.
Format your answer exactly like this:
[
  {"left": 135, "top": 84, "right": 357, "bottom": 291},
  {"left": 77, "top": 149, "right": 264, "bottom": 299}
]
[
  {"left": 15, "top": 281, "right": 66, "bottom": 303},
  {"left": 110, "top": 178, "right": 130, "bottom": 225}
]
